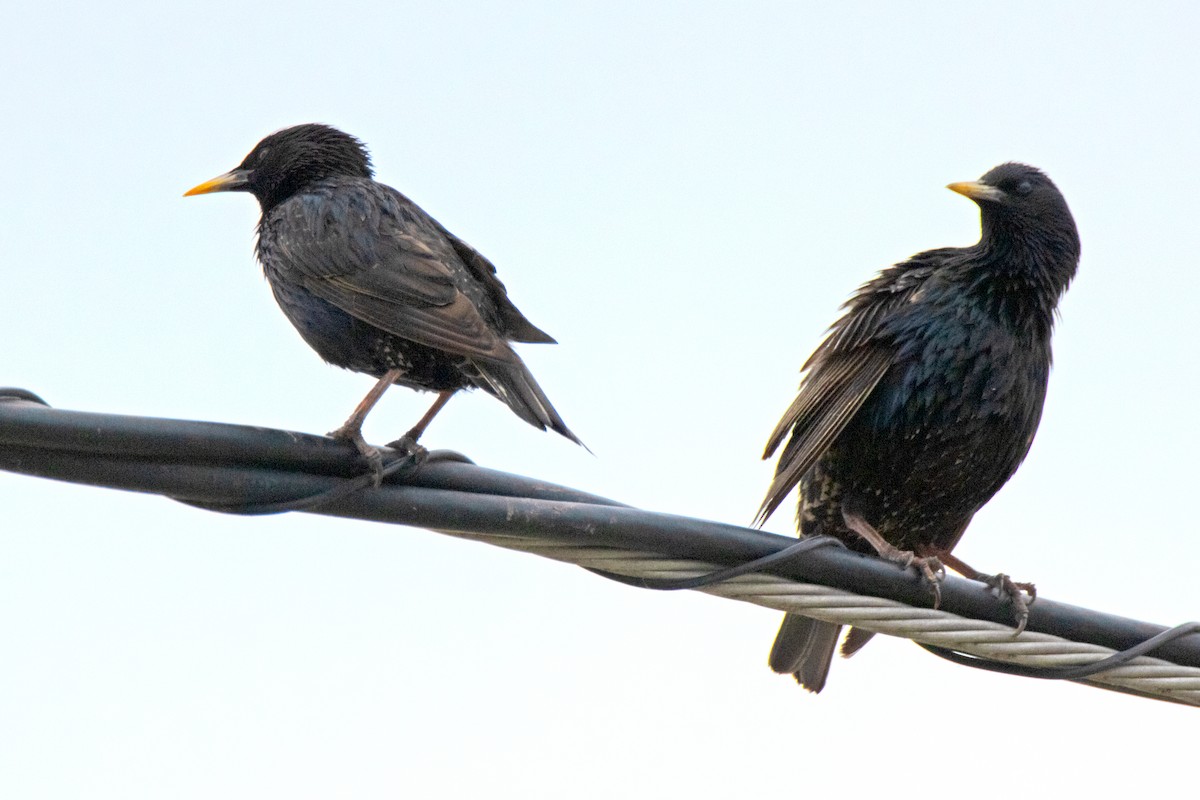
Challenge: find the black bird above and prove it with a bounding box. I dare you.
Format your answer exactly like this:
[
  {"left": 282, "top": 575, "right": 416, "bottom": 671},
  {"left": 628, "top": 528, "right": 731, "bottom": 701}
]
[
  {"left": 756, "top": 163, "right": 1079, "bottom": 692},
  {"left": 185, "top": 124, "right": 583, "bottom": 471}
]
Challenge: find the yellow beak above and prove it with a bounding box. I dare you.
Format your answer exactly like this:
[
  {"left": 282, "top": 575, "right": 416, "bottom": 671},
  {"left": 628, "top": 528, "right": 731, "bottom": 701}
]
[
  {"left": 184, "top": 168, "right": 251, "bottom": 197},
  {"left": 947, "top": 180, "right": 1005, "bottom": 203}
]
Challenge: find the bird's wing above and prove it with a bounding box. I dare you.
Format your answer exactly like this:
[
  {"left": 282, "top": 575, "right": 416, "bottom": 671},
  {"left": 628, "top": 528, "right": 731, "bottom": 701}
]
[
  {"left": 754, "top": 346, "right": 894, "bottom": 526},
  {"left": 268, "top": 185, "right": 518, "bottom": 364},
  {"left": 755, "top": 259, "right": 936, "bottom": 526},
  {"left": 431, "top": 222, "right": 558, "bottom": 345}
]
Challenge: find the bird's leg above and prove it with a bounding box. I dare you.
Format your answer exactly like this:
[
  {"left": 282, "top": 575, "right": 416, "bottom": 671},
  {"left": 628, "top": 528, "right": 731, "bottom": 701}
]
[
  {"left": 330, "top": 368, "right": 404, "bottom": 437},
  {"left": 388, "top": 390, "right": 455, "bottom": 456},
  {"left": 842, "top": 509, "right": 945, "bottom": 607},
  {"left": 328, "top": 368, "right": 404, "bottom": 484},
  {"left": 924, "top": 549, "right": 1035, "bottom": 634}
]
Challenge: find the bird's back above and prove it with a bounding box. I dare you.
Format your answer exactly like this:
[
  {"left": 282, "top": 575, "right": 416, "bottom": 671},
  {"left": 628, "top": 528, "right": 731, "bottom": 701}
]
[{"left": 255, "top": 178, "right": 549, "bottom": 372}]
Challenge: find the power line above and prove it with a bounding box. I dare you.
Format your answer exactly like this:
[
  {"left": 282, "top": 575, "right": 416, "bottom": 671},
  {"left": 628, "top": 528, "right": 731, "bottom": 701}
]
[{"left": 2, "top": 388, "right": 1197, "bottom": 706}]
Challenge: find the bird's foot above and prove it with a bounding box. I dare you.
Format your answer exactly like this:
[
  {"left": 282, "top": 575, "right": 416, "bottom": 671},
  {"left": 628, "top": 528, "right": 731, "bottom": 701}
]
[
  {"left": 385, "top": 433, "right": 429, "bottom": 464},
  {"left": 328, "top": 424, "right": 385, "bottom": 487},
  {"left": 983, "top": 573, "right": 1036, "bottom": 635},
  {"left": 931, "top": 551, "right": 1036, "bottom": 635},
  {"left": 841, "top": 509, "right": 945, "bottom": 606},
  {"left": 888, "top": 550, "right": 945, "bottom": 608}
]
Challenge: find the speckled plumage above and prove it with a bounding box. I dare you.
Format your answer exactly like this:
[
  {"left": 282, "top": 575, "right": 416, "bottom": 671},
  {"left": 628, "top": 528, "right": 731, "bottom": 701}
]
[
  {"left": 757, "top": 163, "right": 1080, "bottom": 692},
  {"left": 186, "top": 124, "right": 582, "bottom": 453}
]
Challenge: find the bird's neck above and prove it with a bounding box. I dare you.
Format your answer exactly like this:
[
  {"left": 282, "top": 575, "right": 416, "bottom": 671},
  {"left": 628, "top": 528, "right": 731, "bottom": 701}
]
[
  {"left": 962, "top": 232, "right": 1077, "bottom": 340},
  {"left": 969, "top": 273, "right": 1055, "bottom": 341}
]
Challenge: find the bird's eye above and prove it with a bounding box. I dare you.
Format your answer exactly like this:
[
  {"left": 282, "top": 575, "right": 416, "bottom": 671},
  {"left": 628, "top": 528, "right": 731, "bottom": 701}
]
[{"left": 1015, "top": 179, "right": 1033, "bottom": 196}]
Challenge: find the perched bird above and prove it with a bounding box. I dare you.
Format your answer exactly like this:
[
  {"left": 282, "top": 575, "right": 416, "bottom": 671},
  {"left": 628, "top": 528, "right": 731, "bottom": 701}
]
[
  {"left": 184, "top": 124, "right": 583, "bottom": 471},
  {"left": 756, "top": 163, "right": 1079, "bottom": 692}
]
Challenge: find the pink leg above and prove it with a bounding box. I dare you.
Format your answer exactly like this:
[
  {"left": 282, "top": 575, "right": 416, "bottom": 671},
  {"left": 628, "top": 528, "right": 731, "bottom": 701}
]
[
  {"left": 842, "top": 509, "right": 945, "bottom": 607},
  {"left": 922, "top": 548, "right": 1035, "bottom": 634},
  {"left": 328, "top": 368, "right": 404, "bottom": 483}
]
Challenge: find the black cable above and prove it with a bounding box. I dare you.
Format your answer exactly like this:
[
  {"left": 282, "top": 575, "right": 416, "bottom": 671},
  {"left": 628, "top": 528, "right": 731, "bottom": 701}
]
[
  {"left": 177, "top": 450, "right": 426, "bottom": 515},
  {"left": 920, "top": 621, "right": 1200, "bottom": 681},
  {"left": 3, "top": 389, "right": 1199, "bottom": 701},
  {"left": 587, "top": 536, "right": 847, "bottom": 590},
  {"left": 0, "top": 388, "right": 49, "bottom": 406}
]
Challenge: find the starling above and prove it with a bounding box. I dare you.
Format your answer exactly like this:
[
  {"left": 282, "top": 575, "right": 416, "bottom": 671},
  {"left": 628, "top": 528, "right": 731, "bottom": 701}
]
[
  {"left": 756, "top": 163, "right": 1079, "bottom": 692},
  {"left": 185, "top": 124, "right": 583, "bottom": 471}
]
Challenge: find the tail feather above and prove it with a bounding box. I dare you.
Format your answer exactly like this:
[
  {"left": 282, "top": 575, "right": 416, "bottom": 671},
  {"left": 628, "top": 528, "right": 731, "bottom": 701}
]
[
  {"left": 473, "top": 356, "right": 587, "bottom": 450},
  {"left": 769, "top": 614, "right": 879, "bottom": 692},
  {"left": 769, "top": 613, "right": 842, "bottom": 693},
  {"left": 841, "top": 627, "right": 875, "bottom": 658}
]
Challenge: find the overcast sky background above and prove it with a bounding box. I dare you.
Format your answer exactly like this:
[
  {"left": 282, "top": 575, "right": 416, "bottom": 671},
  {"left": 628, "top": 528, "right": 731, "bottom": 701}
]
[{"left": 3, "top": 3, "right": 1198, "bottom": 797}]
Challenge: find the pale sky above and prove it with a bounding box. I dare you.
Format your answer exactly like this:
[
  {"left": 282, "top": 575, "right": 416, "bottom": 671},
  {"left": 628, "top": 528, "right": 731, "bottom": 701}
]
[{"left": 3, "top": 3, "right": 1198, "bottom": 798}]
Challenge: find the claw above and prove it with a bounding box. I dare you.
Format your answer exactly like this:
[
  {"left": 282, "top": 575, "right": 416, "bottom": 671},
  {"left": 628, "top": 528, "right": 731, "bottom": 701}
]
[
  {"left": 984, "top": 573, "right": 1035, "bottom": 635},
  {"left": 386, "top": 434, "right": 429, "bottom": 464},
  {"left": 916, "top": 556, "right": 944, "bottom": 608},
  {"left": 842, "top": 509, "right": 944, "bottom": 607},
  {"left": 328, "top": 424, "right": 386, "bottom": 487},
  {"left": 1015, "top": 580, "right": 1037, "bottom": 604}
]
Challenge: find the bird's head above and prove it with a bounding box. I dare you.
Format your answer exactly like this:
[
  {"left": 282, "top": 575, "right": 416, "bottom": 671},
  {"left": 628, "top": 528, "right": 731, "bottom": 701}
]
[
  {"left": 184, "top": 124, "right": 373, "bottom": 212},
  {"left": 948, "top": 162, "right": 1080, "bottom": 266},
  {"left": 946, "top": 161, "right": 1081, "bottom": 308}
]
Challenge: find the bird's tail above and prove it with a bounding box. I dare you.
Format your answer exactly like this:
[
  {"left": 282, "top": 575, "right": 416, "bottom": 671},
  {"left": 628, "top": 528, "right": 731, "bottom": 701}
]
[
  {"left": 769, "top": 614, "right": 877, "bottom": 692},
  {"left": 769, "top": 613, "right": 842, "bottom": 693},
  {"left": 473, "top": 356, "right": 587, "bottom": 450}
]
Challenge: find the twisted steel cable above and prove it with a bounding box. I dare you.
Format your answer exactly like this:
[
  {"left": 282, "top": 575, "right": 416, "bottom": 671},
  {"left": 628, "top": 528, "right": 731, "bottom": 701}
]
[{"left": 2, "top": 389, "right": 1197, "bottom": 706}]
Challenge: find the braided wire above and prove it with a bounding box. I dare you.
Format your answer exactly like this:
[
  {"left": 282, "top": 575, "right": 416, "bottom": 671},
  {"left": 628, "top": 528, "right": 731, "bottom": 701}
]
[
  {"left": 445, "top": 533, "right": 1200, "bottom": 705},
  {"left": 2, "top": 392, "right": 1197, "bottom": 706}
]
